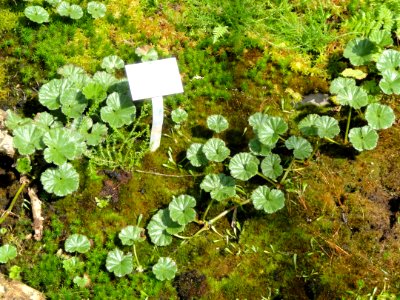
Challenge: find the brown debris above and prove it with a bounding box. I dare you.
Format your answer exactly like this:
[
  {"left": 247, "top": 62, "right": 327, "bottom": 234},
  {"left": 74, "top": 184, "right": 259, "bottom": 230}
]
[
  {"left": 27, "top": 187, "right": 44, "bottom": 241},
  {"left": 0, "top": 273, "right": 45, "bottom": 300}
]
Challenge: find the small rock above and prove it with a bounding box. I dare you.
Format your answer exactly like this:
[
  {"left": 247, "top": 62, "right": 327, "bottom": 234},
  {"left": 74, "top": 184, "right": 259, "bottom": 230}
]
[{"left": 297, "top": 93, "right": 330, "bottom": 108}]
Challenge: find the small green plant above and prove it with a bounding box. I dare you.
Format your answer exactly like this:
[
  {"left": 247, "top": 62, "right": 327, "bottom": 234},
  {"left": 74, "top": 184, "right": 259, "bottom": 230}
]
[
  {"left": 24, "top": 6, "right": 50, "bottom": 24},
  {"left": 328, "top": 34, "right": 397, "bottom": 151},
  {"left": 0, "top": 244, "right": 17, "bottom": 263},
  {"left": 152, "top": 257, "right": 177, "bottom": 281},
  {"left": 6, "top": 56, "right": 149, "bottom": 196},
  {"left": 9, "top": 265, "right": 22, "bottom": 280},
  {"left": 65, "top": 234, "right": 91, "bottom": 254}
]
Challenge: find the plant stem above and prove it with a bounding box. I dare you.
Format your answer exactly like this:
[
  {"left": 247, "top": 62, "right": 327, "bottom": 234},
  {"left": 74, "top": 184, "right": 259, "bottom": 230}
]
[
  {"left": 0, "top": 182, "right": 27, "bottom": 225},
  {"left": 133, "top": 244, "right": 144, "bottom": 272},
  {"left": 257, "top": 172, "right": 278, "bottom": 187},
  {"left": 208, "top": 199, "right": 250, "bottom": 225},
  {"left": 324, "top": 137, "right": 340, "bottom": 145},
  {"left": 202, "top": 199, "right": 214, "bottom": 222},
  {"left": 344, "top": 107, "right": 352, "bottom": 144},
  {"left": 280, "top": 158, "right": 295, "bottom": 184}
]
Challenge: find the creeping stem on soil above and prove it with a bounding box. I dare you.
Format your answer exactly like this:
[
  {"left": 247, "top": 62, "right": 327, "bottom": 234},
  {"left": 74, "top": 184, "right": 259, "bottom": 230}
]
[
  {"left": 280, "top": 158, "right": 295, "bottom": 184},
  {"left": 0, "top": 182, "right": 27, "bottom": 225},
  {"left": 344, "top": 107, "right": 352, "bottom": 144}
]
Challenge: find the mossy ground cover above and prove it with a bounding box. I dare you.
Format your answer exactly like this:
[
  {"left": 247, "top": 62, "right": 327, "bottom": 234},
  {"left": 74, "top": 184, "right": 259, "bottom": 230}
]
[{"left": 1, "top": 0, "right": 400, "bottom": 299}]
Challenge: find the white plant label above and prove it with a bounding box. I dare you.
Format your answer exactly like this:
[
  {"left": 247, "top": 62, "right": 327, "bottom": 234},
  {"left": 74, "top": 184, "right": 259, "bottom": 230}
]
[{"left": 125, "top": 58, "right": 183, "bottom": 151}]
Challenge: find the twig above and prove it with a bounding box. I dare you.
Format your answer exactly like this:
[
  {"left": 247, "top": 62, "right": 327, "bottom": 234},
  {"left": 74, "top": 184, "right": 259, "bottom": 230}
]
[
  {"left": 135, "top": 169, "right": 204, "bottom": 177},
  {"left": 27, "top": 187, "right": 44, "bottom": 241}
]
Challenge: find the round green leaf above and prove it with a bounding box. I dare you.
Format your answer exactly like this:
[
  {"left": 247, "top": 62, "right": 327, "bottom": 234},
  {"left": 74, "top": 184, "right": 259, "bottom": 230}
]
[
  {"left": 248, "top": 112, "right": 268, "bottom": 132},
  {"left": 60, "top": 3, "right": 83, "bottom": 19},
  {"left": 336, "top": 85, "right": 369, "bottom": 109},
  {"left": 207, "top": 115, "right": 229, "bottom": 133},
  {"left": 379, "top": 70, "right": 400, "bottom": 95},
  {"left": 106, "top": 248, "right": 133, "bottom": 277},
  {"left": 376, "top": 49, "right": 400, "bottom": 72},
  {"left": 147, "top": 209, "right": 184, "bottom": 246},
  {"left": 101, "top": 55, "right": 124, "bottom": 73},
  {"left": 314, "top": 116, "right": 340, "bottom": 139},
  {"left": 82, "top": 82, "right": 107, "bottom": 101},
  {"left": 56, "top": 1, "right": 70, "bottom": 16},
  {"left": 73, "top": 275, "right": 89, "bottom": 288},
  {"left": 46, "top": 0, "right": 62, "bottom": 6},
  {"left": 298, "top": 114, "right": 320, "bottom": 136},
  {"left": 87, "top": 1, "right": 107, "bottom": 19},
  {"left": 171, "top": 108, "right": 188, "bottom": 125},
  {"left": 65, "top": 234, "right": 90, "bottom": 253},
  {"left": 57, "top": 64, "right": 86, "bottom": 79},
  {"left": 257, "top": 116, "right": 288, "bottom": 146},
  {"left": 169, "top": 195, "right": 197, "bottom": 225},
  {"left": 365, "top": 103, "right": 395, "bottom": 130},
  {"left": 60, "top": 88, "right": 87, "bottom": 119},
  {"left": 86, "top": 123, "right": 108, "bottom": 146},
  {"left": 202, "top": 138, "right": 230, "bottom": 162},
  {"left": 329, "top": 77, "right": 356, "bottom": 95},
  {"left": 13, "top": 124, "right": 43, "bottom": 155},
  {"left": 16, "top": 157, "right": 32, "bottom": 175},
  {"left": 152, "top": 257, "right": 177, "bottom": 281},
  {"left": 186, "top": 143, "right": 208, "bottom": 167},
  {"left": 285, "top": 136, "right": 313, "bottom": 160},
  {"left": 260, "top": 153, "right": 283, "bottom": 180},
  {"left": 200, "top": 173, "right": 236, "bottom": 202},
  {"left": 0, "top": 244, "right": 17, "bottom": 263},
  {"left": 5, "top": 110, "right": 32, "bottom": 131},
  {"left": 40, "top": 163, "right": 80, "bottom": 196},
  {"left": 93, "top": 71, "right": 118, "bottom": 91},
  {"left": 39, "top": 79, "right": 73, "bottom": 110},
  {"left": 369, "top": 30, "right": 393, "bottom": 48},
  {"left": 100, "top": 92, "right": 136, "bottom": 128},
  {"left": 343, "top": 38, "right": 377, "bottom": 66},
  {"left": 251, "top": 186, "right": 285, "bottom": 213},
  {"left": 119, "top": 225, "right": 145, "bottom": 246},
  {"left": 229, "top": 152, "right": 259, "bottom": 181},
  {"left": 43, "top": 128, "right": 85, "bottom": 165},
  {"left": 248, "top": 138, "right": 272, "bottom": 156},
  {"left": 24, "top": 6, "right": 49, "bottom": 24},
  {"left": 348, "top": 126, "right": 379, "bottom": 152}
]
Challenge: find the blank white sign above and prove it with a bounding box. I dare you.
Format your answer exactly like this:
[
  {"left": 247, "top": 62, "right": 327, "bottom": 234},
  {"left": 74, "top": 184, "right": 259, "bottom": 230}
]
[{"left": 125, "top": 57, "right": 184, "bottom": 101}]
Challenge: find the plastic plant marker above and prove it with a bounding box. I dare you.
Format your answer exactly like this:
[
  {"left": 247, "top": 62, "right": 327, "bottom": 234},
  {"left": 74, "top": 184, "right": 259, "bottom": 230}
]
[
  {"left": 202, "top": 138, "right": 230, "bottom": 162},
  {"left": 169, "top": 195, "right": 197, "bottom": 225},
  {"left": 125, "top": 58, "right": 183, "bottom": 151},
  {"left": 65, "top": 234, "right": 91, "bottom": 253},
  {"left": 106, "top": 248, "right": 133, "bottom": 277},
  {"left": 251, "top": 186, "right": 285, "bottom": 213},
  {"left": 229, "top": 152, "right": 259, "bottom": 181},
  {"left": 186, "top": 143, "right": 208, "bottom": 167},
  {"left": 365, "top": 103, "right": 395, "bottom": 130},
  {"left": 0, "top": 244, "right": 17, "bottom": 263},
  {"left": 152, "top": 257, "right": 177, "bottom": 281},
  {"left": 348, "top": 126, "right": 379, "bottom": 151},
  {"left": 119, "top": 225, "right": 145, "bottom": 246},
  {"left": 207, "top": 115, "right": 229, "bottom": 133}
]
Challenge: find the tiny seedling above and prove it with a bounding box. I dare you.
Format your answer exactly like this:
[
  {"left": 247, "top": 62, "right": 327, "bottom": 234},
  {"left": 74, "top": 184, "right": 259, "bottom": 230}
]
[
  {"left": 0, "top": 244, "right": 17, "bottom": 264},
  {"left": 152, "top": 257, "right": 177, "bottom": 281}
]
